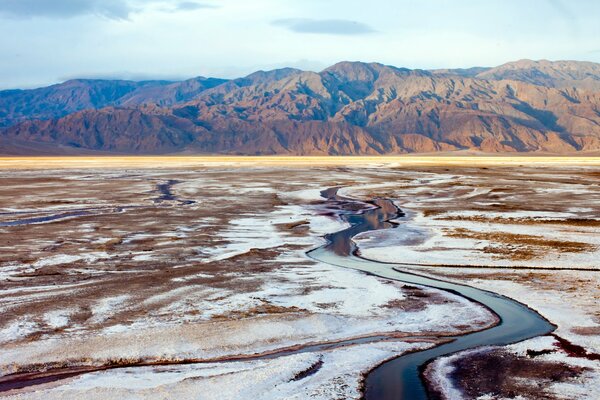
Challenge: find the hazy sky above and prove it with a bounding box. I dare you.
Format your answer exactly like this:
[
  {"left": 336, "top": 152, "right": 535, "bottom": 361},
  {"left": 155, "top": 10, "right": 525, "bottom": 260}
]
[{"left": 1, "top": 0, "right": 599, "bottom": 89}]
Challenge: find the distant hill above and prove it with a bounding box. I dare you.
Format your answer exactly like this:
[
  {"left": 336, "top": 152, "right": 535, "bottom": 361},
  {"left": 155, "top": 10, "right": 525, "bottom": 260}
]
[
  {"left": 2, "top": 59, "right": 600, "bottom": 155},
  {"left": 476, "top": 59, "right": 600, "bottom": 90},
  {"left": 0, "top": 77, "right": 227, "bottom": 127}
]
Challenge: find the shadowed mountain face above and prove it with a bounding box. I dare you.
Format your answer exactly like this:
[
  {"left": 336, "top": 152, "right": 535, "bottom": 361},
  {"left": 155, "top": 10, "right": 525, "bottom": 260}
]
[
  {"left": 0, "top": 77, "right": 228, "bottom": 128},
  {"left": 2, "top": 60, "right": 600, "bottom": 155}
]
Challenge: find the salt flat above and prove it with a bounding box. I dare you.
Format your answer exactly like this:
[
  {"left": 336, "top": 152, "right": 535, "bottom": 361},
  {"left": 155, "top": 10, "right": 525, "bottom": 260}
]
[{"left": 0, "top": 159, "right": 598, "bottom": 399}]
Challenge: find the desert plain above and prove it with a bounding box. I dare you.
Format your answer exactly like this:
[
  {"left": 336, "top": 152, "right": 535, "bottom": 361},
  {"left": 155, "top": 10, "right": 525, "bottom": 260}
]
[{"left": 0, "top": 156, "right": 599, "bottom": 399}]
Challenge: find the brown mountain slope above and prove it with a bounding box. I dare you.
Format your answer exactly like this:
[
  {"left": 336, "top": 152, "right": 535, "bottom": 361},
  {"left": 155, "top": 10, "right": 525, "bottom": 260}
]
[
  {"left": 476, "top": 59, "right": 600, "bottom": 90},
  {"left": 2, "top": 60, "right": 600, "bottom": 155},
  {"left": 0, "top": 77, "right": 227, "bottom": 128},
  {"left": 2, "top": 108, "right": 204, "bottom": 153}
]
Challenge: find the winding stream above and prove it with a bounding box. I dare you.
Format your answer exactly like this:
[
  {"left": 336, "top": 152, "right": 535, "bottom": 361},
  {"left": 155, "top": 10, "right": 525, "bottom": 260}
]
[
  {"left": 0, "top": 186, "right": 555, "bottom": 398},
  {"left": 308, "top": 188, "right": 555, "bottom": 399}
]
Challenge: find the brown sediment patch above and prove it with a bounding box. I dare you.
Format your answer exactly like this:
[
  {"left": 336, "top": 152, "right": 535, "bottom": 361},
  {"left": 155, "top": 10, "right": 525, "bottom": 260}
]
[
  {"left": 363, "top": 191, "right": 401, "bottom": 201},
  {"left": 383, "top": 285, "right": 450, "bottom": 312},
  {"left": 443, "top": 227, "right": 595, "bottom": 260},
  {"left": 571, "top": 326, "right": 600, "bottom": 336},
  {"left": 275, "top": 219, "right": 311, "bottom": 236},
  {"left": 422, "top": 209, "right": 446, "bottom": 217},
  {"left": 268, "top": 192, "right": 288, "bottom": 207},
  {"left": 290, "top": 358, "right": 323, "bottom": 381},
  {"left": 382, "top": 260, "right": 600, "bottom": 271},
  {"left": 526, "top": 348, "right": 556, "bottom": 358},
  {"left": 428, "top": 347, "right": 589, "bottom": 400},
  {"left": 584, "top": 171, "right": 600, "bottom": 178},
  {"left": 551, "top": 334, "right": 600, "bottom": 361},
  {"left": 314, "top": 302, "right": 337, "bottom": 310},
  {"left": 437, "top": 215, "right": 600, "bottom": 227},
  {"left": 210, "top": 302, "right": 306, "bottom": 321},
  {"left": 278, "top": 220, "right": 310, "bottom": 230}
]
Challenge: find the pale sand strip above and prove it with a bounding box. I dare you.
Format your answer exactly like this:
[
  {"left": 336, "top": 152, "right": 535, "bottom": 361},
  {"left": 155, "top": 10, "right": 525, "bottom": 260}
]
[{"left": 0, "top": 156, "right": 600, "bottom": 169}]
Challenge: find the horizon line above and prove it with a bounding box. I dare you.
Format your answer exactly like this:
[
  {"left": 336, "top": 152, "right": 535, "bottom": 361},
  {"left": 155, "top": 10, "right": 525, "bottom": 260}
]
[{"left": 4, "top": 57, "right": 599, "bottom": 91}]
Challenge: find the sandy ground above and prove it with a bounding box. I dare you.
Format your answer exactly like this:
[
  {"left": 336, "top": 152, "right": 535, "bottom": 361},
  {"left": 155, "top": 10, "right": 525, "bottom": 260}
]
[
  {"left": 0, "top": 157, "right": 598, "bottom": 399},
  {"left": 0, "top": 156, "right": 599, "bottom": 170}
]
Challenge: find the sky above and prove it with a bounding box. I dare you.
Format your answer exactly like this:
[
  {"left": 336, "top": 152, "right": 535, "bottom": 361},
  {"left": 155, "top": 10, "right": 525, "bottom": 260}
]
[{"left": 1, "top": 0, "right": 599, "bottom": 89}]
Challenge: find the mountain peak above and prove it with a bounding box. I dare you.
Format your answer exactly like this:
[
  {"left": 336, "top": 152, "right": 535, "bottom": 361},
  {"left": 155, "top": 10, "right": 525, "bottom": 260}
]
[
  {"left": 3, "top": 59, "right": 600, "bottom": 155},
  {"left": 235, "top": 68, "right": 304, "bottom": 87},
  {"left": 477, "top": 59, "right": 600, "bottom": 88},
  {"left": 323, "top": 61, "right": 390, "bottom": 81}
]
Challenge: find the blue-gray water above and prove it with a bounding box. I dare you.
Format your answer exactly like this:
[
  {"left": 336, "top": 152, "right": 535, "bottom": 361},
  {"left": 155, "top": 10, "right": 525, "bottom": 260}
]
[
  {"left": 307, "top": 190, "right": 554, "bottom": 399},
  {"left": 0, "top": 188, "right": 554, "bottom": 398}
]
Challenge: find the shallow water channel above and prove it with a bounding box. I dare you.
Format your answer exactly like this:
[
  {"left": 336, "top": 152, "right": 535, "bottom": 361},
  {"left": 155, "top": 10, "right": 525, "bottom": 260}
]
[{"left": 307, "top": 188, "right": 555, "bottom": 399}]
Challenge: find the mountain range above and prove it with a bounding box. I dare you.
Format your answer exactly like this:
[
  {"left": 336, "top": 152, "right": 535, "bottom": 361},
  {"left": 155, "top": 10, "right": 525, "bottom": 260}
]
[{"left": 2, "top": 59, "right": 600, "bottom": 155}]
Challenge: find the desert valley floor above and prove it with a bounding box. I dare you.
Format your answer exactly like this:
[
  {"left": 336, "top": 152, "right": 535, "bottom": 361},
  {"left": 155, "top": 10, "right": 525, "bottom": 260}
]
[{"left": 0, "top": 157, "right": 599, "bottom": 399}]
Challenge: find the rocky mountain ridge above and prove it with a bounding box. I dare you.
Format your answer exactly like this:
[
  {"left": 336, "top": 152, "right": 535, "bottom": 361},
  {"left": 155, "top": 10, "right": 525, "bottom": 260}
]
[{"left": 2, "top": 59, "right": 600, "bottom": 155}]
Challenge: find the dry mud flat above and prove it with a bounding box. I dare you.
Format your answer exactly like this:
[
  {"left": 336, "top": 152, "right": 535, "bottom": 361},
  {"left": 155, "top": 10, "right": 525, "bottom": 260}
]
[{"left": 0, "top": 156, "right": 599, "bottom": 399}]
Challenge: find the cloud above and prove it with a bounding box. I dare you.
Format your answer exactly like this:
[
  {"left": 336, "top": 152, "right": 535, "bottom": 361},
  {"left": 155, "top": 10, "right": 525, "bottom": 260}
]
[
  {"left": 0, "top": 0, "right": 132, "bottom": 19},
  {"left": 58, "top": 71, "right": 191, "bottom": 82},
  {"left": 0, "top": 0, "right": 216, "bottom": 20},
  {"left": 272, "top": 18, "right": 375, "bottom": 35},
  {"left": 175, "top": 1, "right": 217, "bottom": 11}
]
